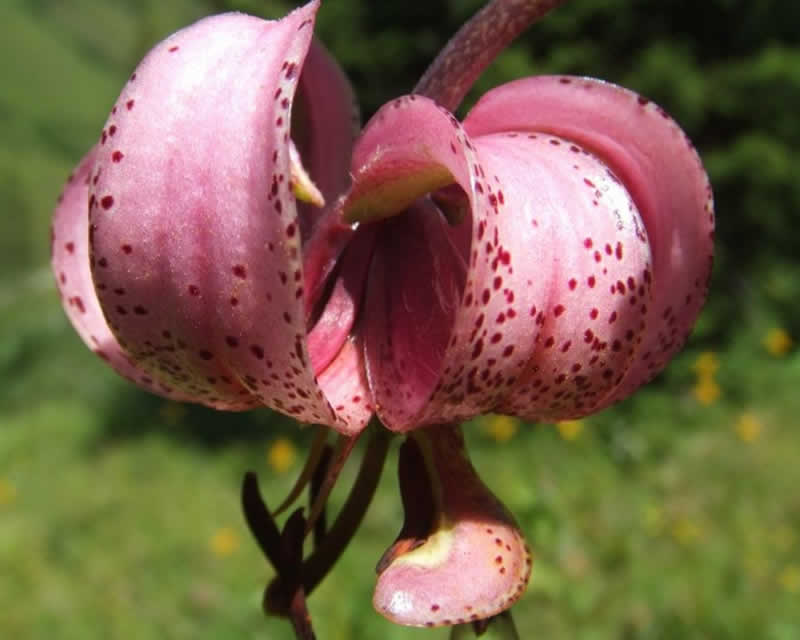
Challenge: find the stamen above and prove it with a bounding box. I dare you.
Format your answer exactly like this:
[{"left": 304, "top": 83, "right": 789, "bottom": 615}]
[
  {"left": 290, "top": 139, "right": 325, "bottom": 207},
  {"left": 273, "top": 426, "right": 330, "bottom": 517}
]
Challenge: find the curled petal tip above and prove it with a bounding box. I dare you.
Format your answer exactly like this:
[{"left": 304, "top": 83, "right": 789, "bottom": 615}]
[
  {"left": 374, "top": 426, "right": 532, "bottom": 627},
  {"left": 57, "top": 3, "right": 366, "bottom": 432}
]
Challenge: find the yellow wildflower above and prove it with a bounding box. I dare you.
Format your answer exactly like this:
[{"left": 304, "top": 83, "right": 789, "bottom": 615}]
[
  {"left": 692, "top": 351, "right": 719, "bottom": 377},
  {"left": 267, "top": 437, "right": 297, "bottom": 474},
  {"left": 735, "top": 413, "right": 763, "bottom": 443},
  {"left": 209, "top": 527, "right": 240, "bottom": 557},
  {"left": 641, "top": 504, "right": 664, "bottom": 534},
  {"left": 0, "top": 479, "right": 17, "bottom": 506},
  {"left": 763, "top": 328, "right": 792, "bottom": 357},
  {"left": 778, "top": 564, "right": 800, "bottom": 593},
  {"left": 483, "top": 415, "right": 519, "bottom": 443},
  {"left": 692, "top": 375, "right": 720, "bottom": 406},
  {"left": 556, "top": 420, "right": 583, "bottom": 440},
  {"left": 671, "top": 518, "right": 702, "bottom": 545}
]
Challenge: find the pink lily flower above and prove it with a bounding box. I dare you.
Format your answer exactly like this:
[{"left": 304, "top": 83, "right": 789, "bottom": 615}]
[{"left": 51, "top": 0, "right": 713, "bottom": 629}]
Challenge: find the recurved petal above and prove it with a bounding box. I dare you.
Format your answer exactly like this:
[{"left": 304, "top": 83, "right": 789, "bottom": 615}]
[
  {"left": 469, "top": 132, "right": 653, "bottom": 420},
  {"left": 51, "top": 148, "right": 193, "bottom": 401},
  {"left": 342, "top": 95, "right": 497, "bottom": 431},
  {"left": 363, "top": 199, "right": 470, "bottom": 431},
  {"left": 374, "top": 425, "right": 531, "bottom": 627},
  {"left": 86, "top": 4, "right": 352, "bottom": 427},
  {"left": 464, "top": 76, "right": 714, "bottom": 407}
]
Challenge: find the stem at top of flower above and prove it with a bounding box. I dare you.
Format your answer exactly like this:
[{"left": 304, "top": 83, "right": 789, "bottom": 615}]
[{"left": 414, "top": 0, "right": 569, "bottom": 112}]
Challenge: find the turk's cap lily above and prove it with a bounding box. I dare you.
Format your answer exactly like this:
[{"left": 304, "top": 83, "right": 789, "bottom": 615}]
[{"left": 52, "top": 0, "right": 714, "bottom": 436}]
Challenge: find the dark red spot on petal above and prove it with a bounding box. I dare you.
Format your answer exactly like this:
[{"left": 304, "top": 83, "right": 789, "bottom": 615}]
[{"left": 250, "top": 345, "right": 265, "bottom": 359}]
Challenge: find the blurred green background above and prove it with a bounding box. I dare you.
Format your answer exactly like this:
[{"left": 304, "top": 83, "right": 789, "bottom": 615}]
[{"left": 1, "top": 0, "right": 798, "bottom": 638}]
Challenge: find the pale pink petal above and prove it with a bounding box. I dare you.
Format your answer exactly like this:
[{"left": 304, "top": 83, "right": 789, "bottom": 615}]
[
  {"left": 86, "top": 4, "right": 360, "bottom": 429},
  {"left": 51, "top": 148, "right": 193, "bottom": 401},
  {"left": 306, "top": 224, "right": 376, "bottom": 431},
  {"left": 342, "top": 95, "right": 492, "bottom": 431},
  {"left": 464, "top": 76, "right": 714, "bottom": 407},
  {"left": 374, "top": 425, "right": 531, "bottom": 626},
  {"left": 468, "top": 132, "right": 653, "bottom": 420},
  {"left": 316, "top": 338, "right": 373, "bottom": 436},
  {"left": 306, "top": 226, "right": 375, "bottom": 375},
  {"left": 363, "top": 200, "right": 469, "bottom": 429}
]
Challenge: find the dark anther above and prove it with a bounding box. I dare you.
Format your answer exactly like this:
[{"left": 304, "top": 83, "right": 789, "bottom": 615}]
[
  {"left": 241, "top": 471, "right": 284, "bottom": 571},
  {"left": 472, "top": 618, "right": 491, "bottom": 636}
]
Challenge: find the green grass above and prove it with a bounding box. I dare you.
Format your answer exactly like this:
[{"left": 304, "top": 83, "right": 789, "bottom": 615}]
[
  {"left": 2, "top": 1, "right": 799, "bottom": 639},
  {"left": 3, "top": 272, "right": 799, "bottom": 639}
]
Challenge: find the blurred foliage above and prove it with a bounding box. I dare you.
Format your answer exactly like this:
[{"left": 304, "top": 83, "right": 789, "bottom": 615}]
[{"left": 1, "top": 0, "right": 799, "bottom": 639}]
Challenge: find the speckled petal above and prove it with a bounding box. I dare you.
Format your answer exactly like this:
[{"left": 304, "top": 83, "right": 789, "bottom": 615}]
[
  {"left": 464, "top": 75, "right": 714, "bottom": 408},
  {"left": 343, "top": 95, "right": 492, "bottom": 431},
  {"left": 468, "top": 132, "right": 652, "bottom": 420},
  {"left": 374, "top": 425, "right": 531, "bottom": 627},
  {"left": 307, "top": 228, "right": 375, "bottom": 435},
  {"left": 86, "top": 4, "right": 359, "bottom": 429},
  {"left": 51, "top": 148, "right": 193, "bottom": 401},
  {"left": 363, "top": 200, "right": 469, "bottom": 429}
]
